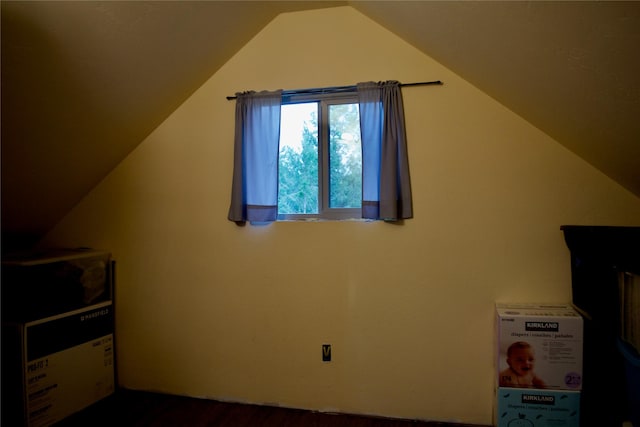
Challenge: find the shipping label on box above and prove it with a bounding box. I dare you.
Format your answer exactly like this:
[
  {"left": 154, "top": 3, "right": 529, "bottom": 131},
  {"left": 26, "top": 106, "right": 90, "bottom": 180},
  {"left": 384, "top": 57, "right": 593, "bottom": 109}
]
[
  {"left": 24, "top": 301, "right": 114, "bottom": 427},
  {"left": 496, "top": 303, "right": 583, "bottom": 391},
  {"left": 495, "top": 387, "right": 580, "bottom": 427}
]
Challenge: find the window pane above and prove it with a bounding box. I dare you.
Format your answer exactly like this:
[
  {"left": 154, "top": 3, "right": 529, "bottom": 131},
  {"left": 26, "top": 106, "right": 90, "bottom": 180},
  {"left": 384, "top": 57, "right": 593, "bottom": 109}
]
[
  {"left": 278, "top": 103, "right": 319, "bottom": 214},
  {"left": 329, "top": 103, "right": 361, "bottom": 208}
]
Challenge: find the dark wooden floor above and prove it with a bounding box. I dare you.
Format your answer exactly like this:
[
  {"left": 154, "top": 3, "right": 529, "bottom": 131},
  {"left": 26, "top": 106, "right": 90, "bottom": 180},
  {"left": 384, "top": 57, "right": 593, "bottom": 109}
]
[{"left": 55, "top": 388, "right": 486, "bottom": 427}]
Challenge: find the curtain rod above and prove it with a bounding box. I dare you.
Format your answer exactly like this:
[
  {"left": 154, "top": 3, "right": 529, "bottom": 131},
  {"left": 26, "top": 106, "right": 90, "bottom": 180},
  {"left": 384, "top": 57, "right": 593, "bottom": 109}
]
[{"left": 225, "top": 80, "right": 442, "bottom": 100}]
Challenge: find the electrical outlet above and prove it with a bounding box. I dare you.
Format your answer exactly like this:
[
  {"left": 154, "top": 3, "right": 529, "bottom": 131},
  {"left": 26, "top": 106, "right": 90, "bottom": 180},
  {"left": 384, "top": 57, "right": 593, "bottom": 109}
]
[{"left": 322, "top": 344, "right": 331, "bottom": 362}]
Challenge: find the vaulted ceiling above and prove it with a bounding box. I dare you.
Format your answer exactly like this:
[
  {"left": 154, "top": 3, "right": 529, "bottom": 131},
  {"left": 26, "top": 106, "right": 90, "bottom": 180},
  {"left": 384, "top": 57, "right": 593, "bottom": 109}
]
[{"left": 2, "top": 1, "right": 639, "bottom": 248}]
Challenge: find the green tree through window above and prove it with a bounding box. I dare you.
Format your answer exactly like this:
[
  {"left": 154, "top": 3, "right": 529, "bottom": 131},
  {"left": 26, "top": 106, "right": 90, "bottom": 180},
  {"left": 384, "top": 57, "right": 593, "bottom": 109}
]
[
  {"left": 278, "top": 108, "right": 319, "bottom": 214},
  {"left": 329, "top": 103, "right": 361, "bottom": 208},
  {"left": 278, "top": 98, "right": 361, "bottom": 219}
]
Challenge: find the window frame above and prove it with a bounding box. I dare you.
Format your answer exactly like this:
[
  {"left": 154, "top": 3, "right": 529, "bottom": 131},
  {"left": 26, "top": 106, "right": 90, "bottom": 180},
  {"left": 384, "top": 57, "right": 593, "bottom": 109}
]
[{"left": 277, "top": 91, "right": 362, "bottom": 221}]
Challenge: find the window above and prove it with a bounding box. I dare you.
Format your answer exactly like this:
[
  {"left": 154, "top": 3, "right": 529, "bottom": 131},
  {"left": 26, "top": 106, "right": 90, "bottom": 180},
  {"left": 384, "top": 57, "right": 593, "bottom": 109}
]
[
  {"left": 228, "top": 81, "right": 414, "bottom": 225},
  {"left": 278, "top": 92, "right": 362, "bottom": 220}
]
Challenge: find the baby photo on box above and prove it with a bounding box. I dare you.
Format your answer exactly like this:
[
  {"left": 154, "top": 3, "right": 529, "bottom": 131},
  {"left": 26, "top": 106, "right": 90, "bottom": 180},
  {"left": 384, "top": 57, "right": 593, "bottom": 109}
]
[{"left": 499, "top": 340, "right": 547, "bottom": 388}]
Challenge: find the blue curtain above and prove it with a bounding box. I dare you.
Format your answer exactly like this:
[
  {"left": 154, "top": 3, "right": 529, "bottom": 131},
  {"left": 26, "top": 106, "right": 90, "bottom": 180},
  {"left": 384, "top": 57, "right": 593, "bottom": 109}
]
[
  {"left": 228, "top": 90, "right": 283, "bottom": 223},
  {"left": 357, "top": 81, "right": 413, "bottom": 220}
]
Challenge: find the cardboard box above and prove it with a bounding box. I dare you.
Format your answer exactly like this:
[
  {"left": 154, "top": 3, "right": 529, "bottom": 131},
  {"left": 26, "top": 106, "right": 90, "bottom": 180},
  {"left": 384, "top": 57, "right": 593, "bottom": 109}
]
[
  {"left": 495, "top": 387, "right": 580, "bottom": 427},
  {"left": 3, "top": 301, "right": 115, "bottom": 427},
  {"left": 496, "top": 303, "right": 583, "bottom": 390},
  {"left": 2, "top": 249, "right": 113, "bottom": 323},
  {"left": 1, "top": 249, "right": 116, "bottom": 427}
]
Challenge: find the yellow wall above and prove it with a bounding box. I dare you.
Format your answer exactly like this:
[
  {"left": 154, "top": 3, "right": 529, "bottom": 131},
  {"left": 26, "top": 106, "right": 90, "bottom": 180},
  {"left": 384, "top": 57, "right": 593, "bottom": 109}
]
[{"left": 41, "top": 7, "right": 640, "bottom": 425}]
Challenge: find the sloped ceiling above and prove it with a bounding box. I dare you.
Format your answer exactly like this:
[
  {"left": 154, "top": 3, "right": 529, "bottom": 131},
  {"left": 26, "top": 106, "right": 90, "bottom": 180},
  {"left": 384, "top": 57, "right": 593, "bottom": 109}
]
[{"left": 2, "top": 1, "right": 639, "bottom": 249}]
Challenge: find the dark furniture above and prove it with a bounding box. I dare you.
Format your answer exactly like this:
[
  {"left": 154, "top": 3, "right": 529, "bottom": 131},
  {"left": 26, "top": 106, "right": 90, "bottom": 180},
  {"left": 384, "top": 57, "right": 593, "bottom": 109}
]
[{"left": 561, "top": 225, "right": 640, "bottom": 427}]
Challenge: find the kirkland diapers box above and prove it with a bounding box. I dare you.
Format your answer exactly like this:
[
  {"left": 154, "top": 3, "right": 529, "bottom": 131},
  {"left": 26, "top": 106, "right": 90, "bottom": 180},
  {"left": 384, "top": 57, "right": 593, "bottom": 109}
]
[
  {"left": 496, "top": 303, "right": 583, "bottom": 391},
  {"left": 495, "top": 387, "right": 580, "bottom": 427}
]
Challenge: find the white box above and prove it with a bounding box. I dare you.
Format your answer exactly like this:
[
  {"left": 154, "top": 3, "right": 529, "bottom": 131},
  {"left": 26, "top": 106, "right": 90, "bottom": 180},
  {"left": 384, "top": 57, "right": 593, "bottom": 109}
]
[
  {"left": 496, "top": 303, "right": 583, "bottom": 391},
  {"left": 4, "top": 301, "right": 115, "bottom": 427},
  {"left": 495, "top": 387, "right": 580, "bottom": 427}
]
